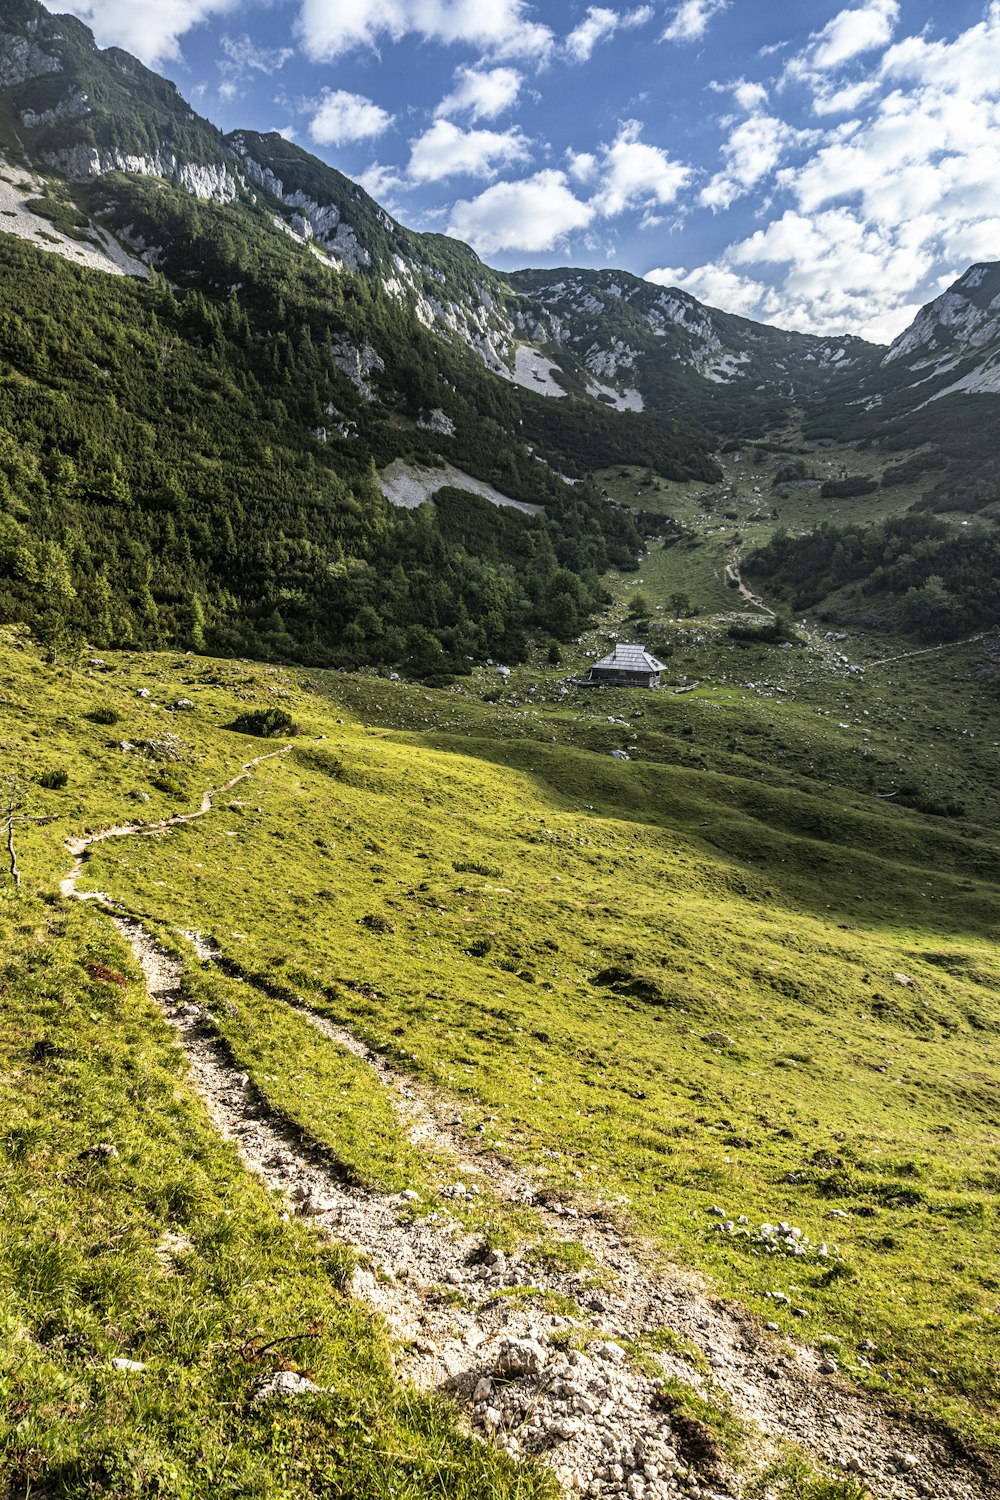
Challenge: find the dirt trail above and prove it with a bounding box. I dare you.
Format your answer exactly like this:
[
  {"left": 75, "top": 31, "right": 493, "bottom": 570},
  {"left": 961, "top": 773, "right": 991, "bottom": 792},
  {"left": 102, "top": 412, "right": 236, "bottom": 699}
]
[
  {"left": 724, "top": 558, "right": 775, "bottom": 617},
  {"left": 60, "top": 746, "right": 293, "bottom": 900},
  {"left": 62, "top": 766, "right": 994, "bottom": 1500},
  {"left": 863, "top": 634, "right": 987, "bottom": 669}
]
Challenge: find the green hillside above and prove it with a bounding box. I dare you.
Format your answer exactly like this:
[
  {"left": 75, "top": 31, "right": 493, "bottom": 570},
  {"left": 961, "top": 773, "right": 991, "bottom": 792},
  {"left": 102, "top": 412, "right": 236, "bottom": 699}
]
[{"left": 2, "top": 615, "right": 999, "bottom": 1494}]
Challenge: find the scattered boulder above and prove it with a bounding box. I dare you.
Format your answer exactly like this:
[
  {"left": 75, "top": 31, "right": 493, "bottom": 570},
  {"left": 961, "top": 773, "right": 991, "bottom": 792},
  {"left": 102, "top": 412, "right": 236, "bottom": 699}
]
[
  {"left": 495, "top": 1337, "right": 548, "bottom": 1378},
  {"left": 252, "top": 1370, "right": 325, "bottom": 1403}
]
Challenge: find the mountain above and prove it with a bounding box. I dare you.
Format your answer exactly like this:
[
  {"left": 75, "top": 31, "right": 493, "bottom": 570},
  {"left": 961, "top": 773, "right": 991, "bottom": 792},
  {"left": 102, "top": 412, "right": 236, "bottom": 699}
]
[
  {"left": 1, "top": 0, "right": 1000, "bottom": 664},
  {"left": 0, "top": 0, "right": 879, "bottom": 427}
]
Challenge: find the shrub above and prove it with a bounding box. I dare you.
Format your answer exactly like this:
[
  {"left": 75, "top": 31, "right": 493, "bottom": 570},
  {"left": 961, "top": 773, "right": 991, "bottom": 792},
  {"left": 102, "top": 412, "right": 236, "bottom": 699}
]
[
  {"left": 38, "top": 768, "right": 69, "bottom": 789},
  {"left": 359, "top": 913, "right": 394, "bottom": 934},
  {"left": 151, "top": 772, "right": 186, "bottom": 798},
  {"left": 819, "top": 475, "right": 878, "bottom": 499},
  {"left": 87, "top": 707, "right": 121, "bottom": 726},
  {"left": 230, "top": 707, "right": 297, "bottom": 737},
  {"left": 454, "top": 860, "right": 504, "bottom": 877}
]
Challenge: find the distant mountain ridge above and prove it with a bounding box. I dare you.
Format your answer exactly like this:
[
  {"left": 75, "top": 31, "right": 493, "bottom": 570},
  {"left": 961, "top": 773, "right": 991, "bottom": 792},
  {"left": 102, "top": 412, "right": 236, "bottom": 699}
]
[
  {"left": 3, "top": 0, "right": 1000, "bottom": 435},
  {"left": 0, "top": 0, "right": 884, "bottom": 428},
  {"left": 1, "top": 0, "right": 1000, "bottom": 664}
]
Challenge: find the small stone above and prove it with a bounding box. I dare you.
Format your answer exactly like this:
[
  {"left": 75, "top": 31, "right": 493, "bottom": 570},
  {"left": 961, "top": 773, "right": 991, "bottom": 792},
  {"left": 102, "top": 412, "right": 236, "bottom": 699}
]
[
  {"left": 300, "top": 1191, "right": 337, "bottom": 1216},
  {"left": 400, "top": 1189, "right": 420, "bottom": 1202},
  {"left": 78, "top": 1142, "right": 119, "bottom": 1162},
  {"left": 253, "top": 1370, "right": 322, "bottom": 1402},
  {"left": 495, "top": 1337, "right": 547, "bottom": 1377},
  {"left": 818, "top": 1357, "right": 839, "bottom": 1374},
  {"left": 473, "top": 1376, "right": 493, "bottom": 1403},
  {"left": 592, "top": 1340, "right": 626, "bottom": 1364},
  {"left": 110, "top": 1357, "right": 146, "bottom": 1373},
  {"left": 708, "top": 1205, "right": 726, "bottom": 1217},
  {"left": 765, "top": 1321, "right": 780, "bottom": 1332}
]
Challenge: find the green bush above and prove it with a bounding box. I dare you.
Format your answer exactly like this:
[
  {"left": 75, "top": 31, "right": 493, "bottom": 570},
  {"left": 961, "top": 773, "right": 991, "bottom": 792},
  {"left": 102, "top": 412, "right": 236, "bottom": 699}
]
[
  {"left": 230, "top": 707, "right": 297, "bottom": 738},
  {"left": 819, "top": 475, "right": 878, "bottom": 499}
]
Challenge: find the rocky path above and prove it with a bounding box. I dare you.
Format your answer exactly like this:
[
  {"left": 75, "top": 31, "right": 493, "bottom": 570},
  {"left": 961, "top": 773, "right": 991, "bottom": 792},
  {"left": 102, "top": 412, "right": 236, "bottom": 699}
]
[
  {"left": 724, "top": 559, "right": 775, "bottom": 617},
  {"left": 63, "top": 765, "right": 994, "bottom": 1500},
  {"left": 60, "top": 746, "right": 293, "bottom": 900},
  {"left": 863, "top": 634, "right": 987, "bottom": 669}
]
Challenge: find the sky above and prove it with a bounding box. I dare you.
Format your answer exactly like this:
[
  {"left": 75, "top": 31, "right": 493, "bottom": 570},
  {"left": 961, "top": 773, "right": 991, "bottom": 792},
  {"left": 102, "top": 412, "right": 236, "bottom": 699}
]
[{"left": 41, "top": 1, "right": 1000, "bottom": 344}]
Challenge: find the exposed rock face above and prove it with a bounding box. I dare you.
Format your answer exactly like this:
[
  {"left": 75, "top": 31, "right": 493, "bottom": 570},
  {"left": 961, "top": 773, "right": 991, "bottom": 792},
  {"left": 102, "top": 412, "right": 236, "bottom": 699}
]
[
  {"left": 42, "top": 144, "right": 241, "bottom": 203},
  {"left": 231, "top": 140, "right": 370, "bottom": 270},
  {"left": 0, "top": 29, "right": 61, "bottom": 87},
  {"left": 20, "top": 87, "right": 90, "bottom": 127},
  {"left": 417, "top": 407, "right": 456, "bottom": 436},
  {"left": 330, "top": 337, "right": 384, "bottom": 401},
  {"left": 883, "top": 267, "right": 1000, "bottom": 367}
]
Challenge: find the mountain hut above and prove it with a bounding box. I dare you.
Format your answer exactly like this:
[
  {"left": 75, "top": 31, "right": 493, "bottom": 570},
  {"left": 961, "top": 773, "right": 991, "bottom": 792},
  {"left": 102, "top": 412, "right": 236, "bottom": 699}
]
[{"left": 587, "top": 643, "right": 665, "bottom": 689}]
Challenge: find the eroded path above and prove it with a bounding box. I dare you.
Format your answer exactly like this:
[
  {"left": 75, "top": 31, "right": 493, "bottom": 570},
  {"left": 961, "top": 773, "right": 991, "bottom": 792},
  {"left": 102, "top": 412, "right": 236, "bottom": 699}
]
[
  {"left": 724, "top": 558, "right": 775, "bottom": 617},
  {"left": 63, "top": 759, "right": 994, "bottom": 1500}
]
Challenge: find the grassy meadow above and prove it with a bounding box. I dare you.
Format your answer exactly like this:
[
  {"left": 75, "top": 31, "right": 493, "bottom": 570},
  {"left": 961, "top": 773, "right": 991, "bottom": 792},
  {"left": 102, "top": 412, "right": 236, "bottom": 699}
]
[{"left": 2, "top": 534, "right": 999, "bottom": 1491}]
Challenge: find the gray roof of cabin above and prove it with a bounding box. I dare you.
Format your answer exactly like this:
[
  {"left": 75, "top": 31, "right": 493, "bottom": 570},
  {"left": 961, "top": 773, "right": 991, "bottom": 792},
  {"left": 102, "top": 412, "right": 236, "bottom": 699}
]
[{"left": 591, "top": 643, "right": 666, "bottom": 673}]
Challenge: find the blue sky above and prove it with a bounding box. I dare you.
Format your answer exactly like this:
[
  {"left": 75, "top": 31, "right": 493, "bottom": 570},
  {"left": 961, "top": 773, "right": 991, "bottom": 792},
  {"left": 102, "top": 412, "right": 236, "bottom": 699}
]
[{"left": 46, "top": 1, "right": 1000, "bottom": 342}]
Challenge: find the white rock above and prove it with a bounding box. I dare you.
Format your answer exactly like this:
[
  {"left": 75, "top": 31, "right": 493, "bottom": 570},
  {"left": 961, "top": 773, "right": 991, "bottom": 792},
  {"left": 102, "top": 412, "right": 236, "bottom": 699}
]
[
  {"left": 110, "top": 1357, "right": 146, "bottom": 1372},
  {"left": 592, "top": 1340, "right": 626, "bottom": 1364},
  {"left": 495, "top": 1337, "right": 548, "bottom": 1377},
  {"left": 252, "top": 1370, "right": 325, "bottom": 1402}
]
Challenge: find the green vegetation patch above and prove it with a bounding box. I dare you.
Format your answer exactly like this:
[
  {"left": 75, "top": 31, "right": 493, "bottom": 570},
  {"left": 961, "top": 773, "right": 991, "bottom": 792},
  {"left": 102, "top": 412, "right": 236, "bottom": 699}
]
[{"left": 0, "top": 896, "right": 549, "bottom": 1500}]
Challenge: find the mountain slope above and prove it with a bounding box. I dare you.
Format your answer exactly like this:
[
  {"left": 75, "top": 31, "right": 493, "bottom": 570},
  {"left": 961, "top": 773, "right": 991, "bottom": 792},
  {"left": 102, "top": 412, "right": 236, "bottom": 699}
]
[
  {"left": 0, "top": 0, "right": 881, "bottom": 429},
  {"left": 3, "top": 0, "right": 1000, "bottom": 660}
]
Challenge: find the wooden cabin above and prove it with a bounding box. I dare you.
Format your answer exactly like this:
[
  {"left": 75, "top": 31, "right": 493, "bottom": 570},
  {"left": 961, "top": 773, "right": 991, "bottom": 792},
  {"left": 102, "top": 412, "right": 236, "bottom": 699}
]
[{"left": 587, "top": 643, "right": 665, "bottom": 689}]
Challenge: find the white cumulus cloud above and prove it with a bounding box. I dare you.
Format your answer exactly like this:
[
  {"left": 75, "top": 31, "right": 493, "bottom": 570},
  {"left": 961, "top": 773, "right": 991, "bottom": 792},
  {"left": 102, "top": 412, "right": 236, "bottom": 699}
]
[
  {"left": 408, "top": 118, "right": 531, "bottom": 182},
  {"left": 309, "top": 89, "right": 395, "bottom": 147},
  {"left": 651, "top": 2, "right": 1000, "bottom": 339},
  {"left": 645, "top": 263, "right": 775, "bottom": 319},
  {"left": 296, "top": 0, "right": 553, "bottom": 62},
  {"left": 564, "top": 6, "right": 653, "bottom": 64},
  {"left": 51, "top": 0, "right": 240, "bottom": 66},
  {"left": 701, "top": 88, "right": 817, "bottom": 212},
  {"left": 435, "top": 65, "right": 522, "bottom": 121},
  {"left": 444, "top": 120, "right": 689, "bottom": 257},
  {"left": 661, "top": 0, "right": 728, "bottom": 45},
  {"left": 594, "top": 119, "right": 690, "bottom": 216},
  {"left": 809, "top": 0, "right": 899, "bottom": 73},
  {"left": 220, "top": 33, "right": 293, "bottom": 75},
  {"left": 356, "top": 162, "right": 406, "bottom": 209},
  {"left": 447, "top": 169, "right": 594, "bottom": 254}
]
